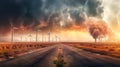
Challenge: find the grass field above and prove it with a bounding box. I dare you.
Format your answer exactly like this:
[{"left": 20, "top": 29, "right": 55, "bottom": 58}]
[
  {"left": 0, "top": 42, "right": 58, "bottom": 60},
  {"left": 1, "top": 42, "right": 120, "bottom": 60},
  {"left": 65, "top": 42, "right": 120, "bottom": 58}
]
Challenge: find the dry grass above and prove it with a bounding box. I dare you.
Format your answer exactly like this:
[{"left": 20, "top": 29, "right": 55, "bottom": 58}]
[
  {"left": 0, "top": 42, "right": 57, "bottom": 59},
  {"left": 67, "top": 42, "right": 120, "bottom": 58}
]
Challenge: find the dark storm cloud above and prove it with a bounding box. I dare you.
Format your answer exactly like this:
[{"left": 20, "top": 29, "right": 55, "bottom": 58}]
[
  {"left": 49, "top": 0, "right": 103, "bottom": 16},
  {"left": 0, "top": 0, "right": 103, "bottom": 32},
  {"left": 2, "top": 0, "right": 42, "bottom": 18},
  {"left": 0, "top": 0, "right": 42, "bottom": 26},
  {"left": 41, "top": 0, "right": 103, "bottom": 26},
  {"left": 87, "top": 0, "right": 103, "bottom": 16}
]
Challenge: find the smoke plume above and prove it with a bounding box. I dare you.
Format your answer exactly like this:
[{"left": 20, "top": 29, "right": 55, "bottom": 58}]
[{"left": 0, "top": 0, "right": 103, "bottom": 33}]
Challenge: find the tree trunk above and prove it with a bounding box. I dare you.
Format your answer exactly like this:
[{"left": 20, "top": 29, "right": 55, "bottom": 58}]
[{"left": 95, "top": 38, "right": 97, "bottom": 42}]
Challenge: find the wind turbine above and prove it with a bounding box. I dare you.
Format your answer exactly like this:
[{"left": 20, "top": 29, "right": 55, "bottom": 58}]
[
  {"left": 55, "top": 35, "right": 58, "bottom": 42},
  {"left": 10, "top": 22, "right": 14, "bottom": 42},
  {"left": 20, "top": 28, "right": 24, "bottom": 42},
  {"left": 10, "top": 22, "right": 18, "bottom": 42},
  {"left": 36, "top": 29, "right": 41, "bottom": 42},
  {"left": 48, "top": 32, "right": 50, "bottom": 42},
  {"left": 28, "top": 34, "right": 32, "bottom": 42}
]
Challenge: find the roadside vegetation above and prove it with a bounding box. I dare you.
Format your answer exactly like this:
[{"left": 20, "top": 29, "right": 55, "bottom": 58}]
[
  {"left": 0, "top": 42, "right": 57, "bottom": 61},
  {"left": 68, "top": 42, "right": 120, "bottom": 58}
]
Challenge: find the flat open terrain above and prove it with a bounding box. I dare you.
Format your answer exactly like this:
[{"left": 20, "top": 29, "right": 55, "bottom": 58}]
[
  {"left": 66, "top": 42, "right": 120, "bottom": 58},
  {"left": 0, "top": 42, "right": 120, "bottom": 67}
]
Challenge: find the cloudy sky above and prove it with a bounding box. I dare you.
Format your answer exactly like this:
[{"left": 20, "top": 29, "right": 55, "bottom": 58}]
[
  {"left": 0, "top": 0, "right": 102, "bottom": 30},
  {"left": 0, "top": 0, "right": 120, "bottom": 42}
]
